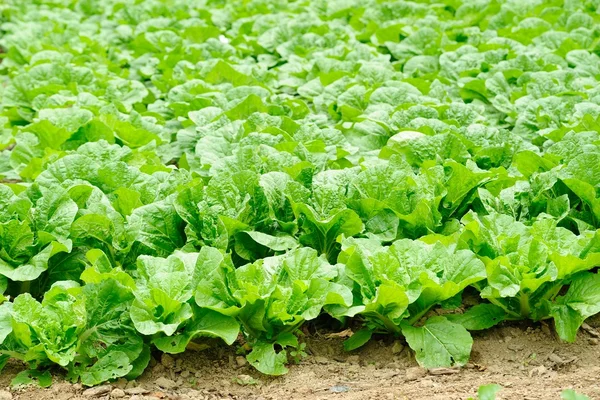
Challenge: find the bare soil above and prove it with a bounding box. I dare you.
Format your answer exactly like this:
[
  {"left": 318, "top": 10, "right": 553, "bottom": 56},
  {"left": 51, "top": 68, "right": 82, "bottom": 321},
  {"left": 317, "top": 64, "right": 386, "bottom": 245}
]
[{"left": 3, "top": 318, "right": 600, "bottom": 400}]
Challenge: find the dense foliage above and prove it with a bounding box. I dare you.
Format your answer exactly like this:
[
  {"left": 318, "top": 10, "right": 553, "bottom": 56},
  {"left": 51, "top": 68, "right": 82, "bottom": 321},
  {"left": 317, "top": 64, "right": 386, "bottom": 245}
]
[{"left": 1, "top": 0, "right": 600, "bottom": 383}]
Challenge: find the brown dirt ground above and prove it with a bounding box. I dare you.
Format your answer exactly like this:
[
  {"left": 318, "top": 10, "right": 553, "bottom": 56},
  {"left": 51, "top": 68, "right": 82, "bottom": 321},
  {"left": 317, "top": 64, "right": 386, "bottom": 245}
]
[{"left": 3, "top": 317, "right": 600, "bottom": 400}]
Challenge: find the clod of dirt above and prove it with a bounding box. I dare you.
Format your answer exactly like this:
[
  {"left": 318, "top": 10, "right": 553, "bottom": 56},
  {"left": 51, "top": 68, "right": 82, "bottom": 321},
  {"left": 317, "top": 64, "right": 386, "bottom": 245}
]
[
  {"left": 113, "top": 379, "right": 127, "bottom": 390},
  {"left": 548, "top": 353, "right": 578, "bottom": 367},
  {"left": 314, "top": 356, "right": 329, "bottom": 365},
  {"left": 582, "top": 323, "right": 600, "bottom": 338},
  {"left": 405, "top": 367, "right": 427, "bottom": 381},
  {"left": 507, "top": 343, "right": 524, "bottom": 352},
  {"left": 125, "top": 387, "right": 150, "bottom": 395},
  {"left": 464, "top": 363, "right": 487, "bottom": 372},
  {"left": 182, "top": 390, "right": 204, "bottom": 400},
  {"left": 110, "top": 388, "right": 125, "bottom": 398},
  {"left": 528, "top": 365, "right": 547, "bottom": 377},
  {"left": 125, "top": 380, "right": 138, "bottom": 390},
  {"left": 379, "top": 370, "right": 400, "bottom": 379},
  {"left": 0, "top": 390, "right": 12, "bottom": 400},
  {"left": 161, "top": 355, "right": 175, "bottom": 370},
  {"left": 548, "top": 353, "right": 564, "bottom": 364},
  {"left": 346, "top": 355, "right": 360, "bottom": 364},
  {"left": 175, "top": 359, "right": 184, "bottom": 372},
  {"left": 155, "top": 377, "right": 177, "bottom": 389},
  {"left": 235, "top": 356, "right": 247, "bottom": 368},
  {"left": 419, "top": 378, "right": 435, "bottom": 388},
  {"left": 428, "top": 367, "right": 460, "bottom": 375},
  {"left": 391, "top": 341, "right": 404, "bottom": 354},
  {"left": 234, "top": 374, "right": 257, "bottom": 386},
  {"left": 540, "top": 324, "right": 552, "bottom": 336},
  {"left": 83, "top": 385, "right": 111, "bottom": 397}
]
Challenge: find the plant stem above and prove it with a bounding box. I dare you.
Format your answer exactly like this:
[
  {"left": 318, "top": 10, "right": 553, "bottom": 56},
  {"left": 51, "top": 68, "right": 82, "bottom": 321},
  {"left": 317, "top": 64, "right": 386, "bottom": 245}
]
[{"left": 520, "top": 293, "right": 530, "bottom": 318}]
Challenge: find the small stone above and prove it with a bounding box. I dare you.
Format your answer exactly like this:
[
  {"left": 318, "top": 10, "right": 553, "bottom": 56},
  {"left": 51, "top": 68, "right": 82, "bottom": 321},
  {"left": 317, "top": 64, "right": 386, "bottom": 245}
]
[
  {"left": 405, "top": 367, "right": 427, "bottom": 381},
  {"left": 161, "top": 354, "right": 175, "bottom": 369},
  {"left": 156, "top": 377, "right": 177, "bottom": 390},
  {"left": 235, "top": 356, "right": 247, "bottom": 368},
  {"left": 346, "top": 355, "right": 360, "bottom": 364},
  {"left": 83, "top": 385, "right": 112, "bottom": 397},
  {"left": 590, "top": 338, "right": 599, "bottom": 345},
  {"left": 180, "top": 370, "right": 191, "bottom": 378},
  {"left": 0, "top": 391, "right": 12, "bottom": 400},
  {"left": 110, "top": 388, "right": 125, "bottom": 399},
  {"left": 130, "top": 396, "right": 145, "bottom": 400},
  {"left": 392, "top": 341, "right": 404, "bottom": 354},
  {"left": 314, "top": 356, "right": 329, "bottom": 365}
]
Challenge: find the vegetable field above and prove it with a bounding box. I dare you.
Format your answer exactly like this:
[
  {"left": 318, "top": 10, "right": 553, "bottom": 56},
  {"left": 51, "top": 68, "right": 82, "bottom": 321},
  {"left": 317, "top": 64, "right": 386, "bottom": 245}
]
[{"left": 1, "top": 0, "right": 600, "bottom": 398}]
